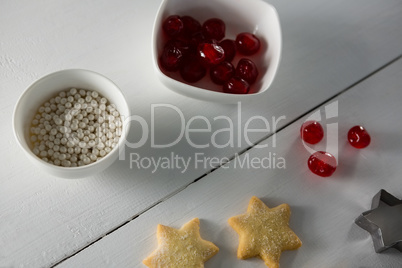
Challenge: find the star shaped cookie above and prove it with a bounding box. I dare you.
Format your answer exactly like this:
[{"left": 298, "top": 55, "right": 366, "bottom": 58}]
[
  {"left": 228, "top": 196, "right": 302, "bottom": 268},
  {"left": 143, "top": 218, "right": 219, "bottom": 268}
]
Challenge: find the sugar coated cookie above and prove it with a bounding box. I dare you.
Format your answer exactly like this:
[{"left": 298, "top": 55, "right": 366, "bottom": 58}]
[
  {"left": 228, "top": 196, "right": 302, "bottom": 268},
  {"left": 143, "top": 218, "right": 219, "bottom": 268}
]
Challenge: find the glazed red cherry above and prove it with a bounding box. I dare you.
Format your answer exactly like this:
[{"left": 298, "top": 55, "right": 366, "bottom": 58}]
[
  {"left": 236, "top": 32, "right": 261, "bottom": 55},
  {"left": 164, "top": 39, "right": 190, "bottom": 54},
  {"left": 223, "top": 77, "right": 250, "bottom": 94},
  {"left": 181, "top": 16, "right": 202, "bottom": 39},
  {"left": 236, "top": 58, "right": 259, "bottom": 85},
  {"left": 180, "top": 56, "right": 206, "bottom": 83},
  {"left": 160, "top": 45, "right": 184, "bottom": 72},
  {"left": 202, "top": 18, "right": 225, "bottom": 41},
  {"left": 308, "top": 151, "right": 337, "bottom": 177},
  {"left": 210, "top": 61, "right": 235, "bottom": 85},
  {"left": 219, "top": 39, "right": 236, "bottom": 62},
  {"left": 348, "top": 126, "right": 371, "bottom": 149},
  {"left": 300, "top": 121, "right": 324, "bottom": 144},
  {"left": 162, "top": 15, "right": 184, "bottom": 37},
  {"left": 197, "top": 43, "right": 225, "bottom": 66}
]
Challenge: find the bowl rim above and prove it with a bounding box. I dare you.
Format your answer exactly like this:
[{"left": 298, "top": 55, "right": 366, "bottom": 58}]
[
  {"left": 151, "top": 0, "right": 282, "bottom": 103},
  {"left": 12, "top": 68, "right": 131, "bottom": 171}
]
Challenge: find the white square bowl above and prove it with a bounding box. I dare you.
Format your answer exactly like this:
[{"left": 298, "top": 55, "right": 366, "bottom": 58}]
[{"left": 152, "top": 0, "right": 282, "bottom": 103}]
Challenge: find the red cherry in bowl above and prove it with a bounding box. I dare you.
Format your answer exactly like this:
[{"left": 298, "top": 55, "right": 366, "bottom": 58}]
[
  {"left": 202, "top": 18, "right": 225, "bottom": 41},
  {"left": 160, "top": 45, "right": 184, "bottom": 72},
  {"left": 162, "top": 15, "right": 184, "bottom": 37},
  {"left": 180, "top": 56, "right": 206, "bottom": 83},
  {"left": 210, "top": 61, "right": 235, "bottom": 85},
  {"left": 197, "top": 42, "right": 225, "bottom": 66},
  {"left": 235, "top": 32, "right": 261, "bottom": 55},
  {"left": 218, "top": 39, "right": 236, "bottom": 62},
  {"left": 223, "top": 77, "right": 250, "bottom": 94},
  {"left": 236, "top": 58, "right": 259, "bottom": 85}
]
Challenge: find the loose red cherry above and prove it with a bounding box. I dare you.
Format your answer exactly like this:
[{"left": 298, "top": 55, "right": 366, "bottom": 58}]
[
  {"left": 219, "top": 39, "right": 236, "bottom": 62},
  {"left": 202, "top": 18, "right": 225, "bottom": 41},
  {"left": 348, "top": 126, "right": 371, "bottom": 149},
  {"left": 197, "top": 42, "right": 225, "bottom": 66},
  {"left": 300, "top": 121, "right": 324, "bottom": 144},
  {"left": 210, "top": 61, "right": 235, "bottom": 85},
  {"left": 223, "top": 76, "right": 249, "bottom": 94},
  {"left": 235, "top": 32, "right": 261, "bottom": 55},
  {"left": 308, "top": 151, "right": 337, "bottom": 177},
  {"left": 162, "top": 15, "right": 184, "bottom": 37},
  {"left": 160, "top": 45, "right": 184, "bottom": 72},
  {"left": 236, "top": 58, "right": 259, "bottom": 85},
  {"left": 180, "top": 56, "right": 206, "bottom": 83},
  {"left": 181, "top": 16, "right": 202, "bottom": 39}
]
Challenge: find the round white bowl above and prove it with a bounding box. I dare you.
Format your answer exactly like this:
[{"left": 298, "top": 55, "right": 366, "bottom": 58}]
[
  {"left": 12, "top": 69, "right": 131, "bottom": 179},
  {"left": 152, "top": 0, "right": 282, "bottom": 103}
]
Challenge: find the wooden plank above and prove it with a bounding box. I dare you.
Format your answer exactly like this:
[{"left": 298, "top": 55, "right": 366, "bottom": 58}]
[
  {"left": 1, "top": 0, "right": 402, "bottom": 267},
  {"left": 57, "top": 57, "right": 402, "bottom": 268}
]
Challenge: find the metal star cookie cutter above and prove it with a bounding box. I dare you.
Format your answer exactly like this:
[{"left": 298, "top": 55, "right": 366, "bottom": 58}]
[{"left": 355, "top": 189, "right": 402, "bottom": 253}]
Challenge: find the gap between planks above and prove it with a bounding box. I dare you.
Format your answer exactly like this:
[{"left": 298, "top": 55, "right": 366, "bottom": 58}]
[{"left": 51, "top": 54, "right": 402, "bottom": 268}]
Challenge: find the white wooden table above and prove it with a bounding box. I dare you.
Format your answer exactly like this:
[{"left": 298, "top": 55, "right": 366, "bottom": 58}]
[{"left": 1, "top": 0, "right": 402, "bottom": 267}]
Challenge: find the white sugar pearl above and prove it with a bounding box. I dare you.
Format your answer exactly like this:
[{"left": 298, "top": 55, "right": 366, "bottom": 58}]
[
  {"left": 70, "top": 156, "right": 78, "bottom": 163},
  {"left": 99, "top": 150, "right": 106, "bottom": 157},
  {"left": 54, "top": 159, "right": 61, "bottom": 166},
  {"left": 33, "top": 148, "right": 40, "bottom": 155},
  {"left": 65, "top": 114, "right": 72, "bottom": 121},
  {"left": 83, "top": 157, "right": 90, "bottom": 164},
  {"left": 62, "top": 160, "right": 71, "bottom": 167},
  {"left": 97, "top": 142, "right": 105, "bottom": 149},
  {"left": 88, "top": 140, "right": 95, "bottom": 147},
  {"left": 79, "top": 141, "right": 86, "bottom": 148}
]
